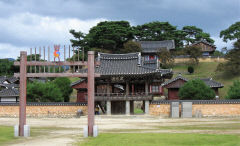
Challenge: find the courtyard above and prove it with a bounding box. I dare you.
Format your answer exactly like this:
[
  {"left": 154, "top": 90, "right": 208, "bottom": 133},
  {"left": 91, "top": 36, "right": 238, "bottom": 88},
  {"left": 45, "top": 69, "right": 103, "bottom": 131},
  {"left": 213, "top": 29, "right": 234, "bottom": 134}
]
[{"left": 0, "top": 116, "right": 240, "bottom": 146}]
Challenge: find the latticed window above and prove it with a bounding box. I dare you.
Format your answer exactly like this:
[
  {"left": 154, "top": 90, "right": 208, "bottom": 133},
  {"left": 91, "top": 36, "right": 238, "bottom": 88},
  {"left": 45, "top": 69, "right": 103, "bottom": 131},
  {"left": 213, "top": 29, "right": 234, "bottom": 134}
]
[{"left": 152, "top": 85, "right": 159, "bottom": 93}]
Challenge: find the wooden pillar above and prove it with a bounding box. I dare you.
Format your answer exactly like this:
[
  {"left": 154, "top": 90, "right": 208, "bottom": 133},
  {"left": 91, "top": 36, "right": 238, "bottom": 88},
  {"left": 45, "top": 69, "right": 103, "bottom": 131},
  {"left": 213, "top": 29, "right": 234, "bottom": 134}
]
[
  {"left": 19, "top": 51, "right": 27, "bottom": 136},
  {"left": 126, "top": 82, "right": 129, "bottom": 95},
  {"left": 145, "top": 82, "right": 149, "bottom": 95},
  {"left": 87, "top": 51, "right": 95, "bottom": 137},
  {"left": 106, "top": 82, "right": 111, "bottom": 115},
  {"left": 130, "top": 101, "right": 134, "bottom": 114},
  {"left": 131, "top": 84, "right": 134, "bottom": 95}
]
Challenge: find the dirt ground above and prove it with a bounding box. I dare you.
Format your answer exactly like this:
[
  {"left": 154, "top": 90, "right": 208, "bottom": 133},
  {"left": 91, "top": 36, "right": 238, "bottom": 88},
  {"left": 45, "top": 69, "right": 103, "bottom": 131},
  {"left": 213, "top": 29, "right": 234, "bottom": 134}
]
[{"left": 1, "top": 115, "right": 240, "bottom": 146}]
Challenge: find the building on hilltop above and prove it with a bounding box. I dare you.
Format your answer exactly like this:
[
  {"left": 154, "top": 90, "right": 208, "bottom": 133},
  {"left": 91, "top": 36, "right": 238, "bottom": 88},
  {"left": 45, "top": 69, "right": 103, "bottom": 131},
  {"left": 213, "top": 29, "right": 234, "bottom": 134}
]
[
  {"left": 71, "top": 52, "right": 173, "bottom": 115},
  {"left": 138, "top": 40, "right": 175, "bottom": 61},
  {"left": 189, "top": 40, "right": 216, "bottom": 56}
]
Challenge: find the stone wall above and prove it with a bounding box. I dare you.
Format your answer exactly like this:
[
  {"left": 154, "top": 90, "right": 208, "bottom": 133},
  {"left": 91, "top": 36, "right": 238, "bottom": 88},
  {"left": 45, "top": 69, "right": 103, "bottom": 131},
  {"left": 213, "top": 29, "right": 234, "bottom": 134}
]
[
  {"left": 174, "top": 57, "right": 225, "bottom": 63},
  {"left": 0, "top": 103, "right": 87, "bottom": 118},
  {"left": 150, "top": 100, "right": 240, "bottom": 117},
  {"left": 149, "top": 104, "right": 170, "bottom": 117}
]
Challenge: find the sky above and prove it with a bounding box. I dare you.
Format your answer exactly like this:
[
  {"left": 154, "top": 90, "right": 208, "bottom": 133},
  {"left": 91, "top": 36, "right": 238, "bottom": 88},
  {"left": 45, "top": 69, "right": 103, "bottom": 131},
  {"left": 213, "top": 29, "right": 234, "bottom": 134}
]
[{"left": 0, "top": 0, "right": 239, "bottom": 59}]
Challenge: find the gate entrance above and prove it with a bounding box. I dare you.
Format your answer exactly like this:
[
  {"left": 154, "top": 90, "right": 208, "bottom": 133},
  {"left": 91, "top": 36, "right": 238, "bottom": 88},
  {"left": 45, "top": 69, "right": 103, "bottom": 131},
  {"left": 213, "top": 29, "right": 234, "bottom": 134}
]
[{"left": 14, "top": 46, "right": 100, "bottom": 137}]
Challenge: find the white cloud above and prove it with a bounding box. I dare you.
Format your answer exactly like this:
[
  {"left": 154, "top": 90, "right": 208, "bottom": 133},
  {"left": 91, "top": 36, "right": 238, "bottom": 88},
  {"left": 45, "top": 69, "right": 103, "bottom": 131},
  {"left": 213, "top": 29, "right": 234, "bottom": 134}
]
[
  {"left": 0, "top": 43, "right": 28, "bottom": 59},
  {"left": 212, "top": 36, "right": 234, "bottom": 51},
  {"left": 0, "top": 13, "right": 107, "bottom": 59}
]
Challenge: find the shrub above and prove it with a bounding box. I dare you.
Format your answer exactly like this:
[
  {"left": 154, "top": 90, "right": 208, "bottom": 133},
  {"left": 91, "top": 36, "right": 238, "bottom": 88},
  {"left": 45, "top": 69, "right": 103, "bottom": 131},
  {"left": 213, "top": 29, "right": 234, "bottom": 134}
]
[
  {"left": 188, "top": 66, "right": 194, "bottom": 74},
  {"left": 27, "top": 82, "right": 64, "bottom": 102},
  {"left": 53, "top": 77, "right": 73, "bottom": 102},
  {"left": 179, "top": 79, "right": 215, "bottom": 100},
  {"left": 226, "top": 80, "right": 240, "bottom": 99}
]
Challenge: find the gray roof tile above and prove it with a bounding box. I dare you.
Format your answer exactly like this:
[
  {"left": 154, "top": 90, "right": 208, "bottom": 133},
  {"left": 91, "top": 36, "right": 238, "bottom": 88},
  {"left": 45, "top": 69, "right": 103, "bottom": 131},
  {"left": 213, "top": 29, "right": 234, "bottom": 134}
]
[
  {"left": 0, "top": 88, "right": 19, "bottom": 97},
  {"left": 80, "top": 52, "right": 172, "bottom": 77},
  {"left": 162, "top": 75, "right": 224, "bottom": 88},
  {"left": 139, "top": 40, "right": 175, "bottom": 53}
]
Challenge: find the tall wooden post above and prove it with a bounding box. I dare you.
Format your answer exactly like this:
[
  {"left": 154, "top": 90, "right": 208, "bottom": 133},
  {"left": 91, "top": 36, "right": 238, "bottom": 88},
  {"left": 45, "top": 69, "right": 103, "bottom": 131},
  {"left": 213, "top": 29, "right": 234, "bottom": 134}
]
[
  {"left": 19, "top": 51, "right": 27, "bottom": 136},
  {"left": 87, "top": 51, "right": 95, "bottom": 136}
]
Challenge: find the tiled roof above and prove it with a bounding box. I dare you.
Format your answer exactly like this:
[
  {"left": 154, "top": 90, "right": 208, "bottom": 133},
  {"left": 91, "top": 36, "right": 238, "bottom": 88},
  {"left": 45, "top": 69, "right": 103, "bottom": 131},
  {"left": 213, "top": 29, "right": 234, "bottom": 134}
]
[
  {"left": 161, "top": 74, "right": 188, "bottom": 86},
  {"left": 139, "top": 40, "right": 175, "bottom": 53},
  {"left": 0, "top": 88, "right": 19, "bottom": 97},
  {"left": 71, "top": 79, "right": 86, "bottom": 87},
  {"left": 0, "top": 83, "right": 19, "bottom": 88},
  {"left": 161, "top": 75, "right": 224, "bottom": 88},
  {"left": 191, "top": 40, "right": 216, "bottom": 48},
  {"left": 0, "top": 76, "right": 19, "bottom": 84},
  {"left": 80, "top": 52, "right": 172, "bottom": 77},
  {"left": 201, "top": 78, "right": 224, "bottom": 88}
]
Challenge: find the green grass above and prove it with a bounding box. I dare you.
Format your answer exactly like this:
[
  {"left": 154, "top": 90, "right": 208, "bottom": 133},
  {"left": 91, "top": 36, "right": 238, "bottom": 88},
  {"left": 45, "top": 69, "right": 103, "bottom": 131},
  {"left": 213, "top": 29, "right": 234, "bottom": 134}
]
[
  {"left": 172, "top": 62, "right": 240, "bottom": 98},
  {"left": 0, "top": 126, "right": 16, "bottom": 145},
  {"left": 79, "top": 133, "right": 240, "bottom": 146},
  {"left": 134, "top": 108, "right": 144, "bottom": 114}
]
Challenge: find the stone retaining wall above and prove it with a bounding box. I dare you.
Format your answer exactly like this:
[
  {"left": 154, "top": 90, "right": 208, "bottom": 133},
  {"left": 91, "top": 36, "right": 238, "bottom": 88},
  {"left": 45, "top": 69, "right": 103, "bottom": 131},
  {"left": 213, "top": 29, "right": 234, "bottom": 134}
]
[
  {"left": 174, "top": 57, "right": 225, "bottom": 63},
  {"left": 150, "top": 100, "right": 240, "bottom": 117},
  {"left": 0, "top": 103, "right": 87, "bottom": 118}
]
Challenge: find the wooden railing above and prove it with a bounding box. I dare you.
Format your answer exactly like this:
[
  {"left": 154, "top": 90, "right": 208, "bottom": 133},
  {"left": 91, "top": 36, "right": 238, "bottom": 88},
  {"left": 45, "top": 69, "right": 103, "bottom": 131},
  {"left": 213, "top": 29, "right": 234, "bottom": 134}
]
[{"left": 85, "top": 92, "right": 153, "bottom": 101}]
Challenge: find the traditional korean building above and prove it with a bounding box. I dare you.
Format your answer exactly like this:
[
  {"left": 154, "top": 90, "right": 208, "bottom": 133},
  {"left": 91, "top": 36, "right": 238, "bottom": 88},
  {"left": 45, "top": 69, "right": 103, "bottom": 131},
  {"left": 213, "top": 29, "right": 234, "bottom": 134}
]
[
  {"left": 139, "top": 40, "right": 175, "bottom": 61},
  {"left": 0, "top": 76, "right": 19, "bottom": 103},
  {"left": 190, "top": 40, "right": 216, "bottom": 56},
  {"left": 72, "top": 52, "right": 173, "bottom": 115},
  {"left": 161, "top": 75, "right": 224, "bottom": 100}
]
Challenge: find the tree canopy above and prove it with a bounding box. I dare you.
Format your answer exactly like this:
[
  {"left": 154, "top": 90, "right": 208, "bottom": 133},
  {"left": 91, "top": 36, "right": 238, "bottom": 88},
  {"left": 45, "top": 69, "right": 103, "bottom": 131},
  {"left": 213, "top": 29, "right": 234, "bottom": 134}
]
[
  {"left": 133, "top": 21, "right": 186, "bottom": 49},
  {"left": 182, "top": 26, "right": 214, "bottom": 45},
  {"left": 0, "top": 59, "right": 16, "bottom": 76},
  {"left": 183, "top": 46, "right": 202, "bottom": 64},
  {"left": 27, "top": 82, "right": 64, "bottom": 102},
  {"left": 226, "top": 80, "right": 240, "bottom": 99},
  {"left": 216, "top": 40, "right": 240, "bottom": 75},
  {"left": 85, "top": 21, "right": 134, "bottom": 53},
  {"left": 220, "top": 21, "right": 240, "bottom": 42},
  {"left": 70, "top": 20, "right": 214, "bottom": 53},
  {"left": 179, "top": 79, "right": 216, "bottom": 100},
  {"left": 53, "top": 77, "right": 73, "bottom": 102}
]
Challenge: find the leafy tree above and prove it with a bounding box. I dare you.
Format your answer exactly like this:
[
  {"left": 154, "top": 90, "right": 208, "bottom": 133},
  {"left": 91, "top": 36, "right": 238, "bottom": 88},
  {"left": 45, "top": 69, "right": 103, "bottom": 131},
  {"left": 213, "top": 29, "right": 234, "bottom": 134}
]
[
  {"left": 157, "top": 48, "right": 174, "bottom": 68},
  {"left": 226, "top": 80, "right": 240, "bottom": 99},
  {"left": 216, "top": 40, "right": 240, "bottom": 75},
  {"left": 27, "top": 82, "right": 64, "bottom": 102},
  {"left": 213, "top": 50, "right": 224, "bottom": 57},
  {"left": 53, "top": 77, "right": 73, "bottom": 102},
  {"left": 85, "top": 21, "right": 134, "bottom": 53},
  {"left": 69, "top": 29, "right": 88, "bottom": 61},
  {"left": 179, "top": 79, "right": 216, "bottom": 100},
  {"left": 220, "top": 21, "right": 240, "bottom": 42},
  {"left": 182, "top": 26, "right": 214, "bottom": 45},
  {"left": 133, "top": 21, "right": 186, "bottom": 49},
  {"left": 183, "top": 46, "right": 202, "bottom": 64},
  {"left": 122, "top": 41, "right": 142, "bottom": 53},
  {"left": 0, "top": 59, "right": 16, "bottom": 76}
]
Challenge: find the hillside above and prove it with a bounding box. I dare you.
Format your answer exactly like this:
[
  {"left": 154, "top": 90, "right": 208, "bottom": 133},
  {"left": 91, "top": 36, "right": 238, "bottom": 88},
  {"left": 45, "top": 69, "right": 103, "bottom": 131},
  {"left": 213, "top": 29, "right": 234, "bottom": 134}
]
[{"left": 172, "top": 62, "right": 240, "bottom": 98}]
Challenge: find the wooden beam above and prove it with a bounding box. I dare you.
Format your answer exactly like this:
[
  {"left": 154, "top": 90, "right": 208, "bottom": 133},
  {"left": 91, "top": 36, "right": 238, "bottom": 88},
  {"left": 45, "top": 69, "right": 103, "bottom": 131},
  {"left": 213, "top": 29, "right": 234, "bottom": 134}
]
[
  {"left": 14, "top": 73, "right": 100, "bottom": 78},
  {"left": 14, "top": 61, "right": 100, "bottom": 66}
]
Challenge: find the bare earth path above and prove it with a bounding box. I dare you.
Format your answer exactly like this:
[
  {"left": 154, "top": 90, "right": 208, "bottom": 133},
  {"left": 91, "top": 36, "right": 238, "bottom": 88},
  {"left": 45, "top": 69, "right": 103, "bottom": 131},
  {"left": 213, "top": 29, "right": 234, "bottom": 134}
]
[{"left": 0, "top": 115, "right": 240, "bottom": 146}]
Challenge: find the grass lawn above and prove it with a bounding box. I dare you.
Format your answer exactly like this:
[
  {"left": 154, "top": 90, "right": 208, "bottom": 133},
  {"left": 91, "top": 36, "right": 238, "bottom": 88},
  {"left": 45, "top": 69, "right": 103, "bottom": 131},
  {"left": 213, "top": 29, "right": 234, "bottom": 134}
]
[
  {"left": 79, "top": 133, "right": 240, "bottom": 146},
  {"left": 0, "top": 126, "right": 16, "bottom": 145},
  {"left": 172, "top": 62, "right": 240, "bottom": 98},
  {"left": 134, "top": 108, "right": 144, "bottom": 114}
]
